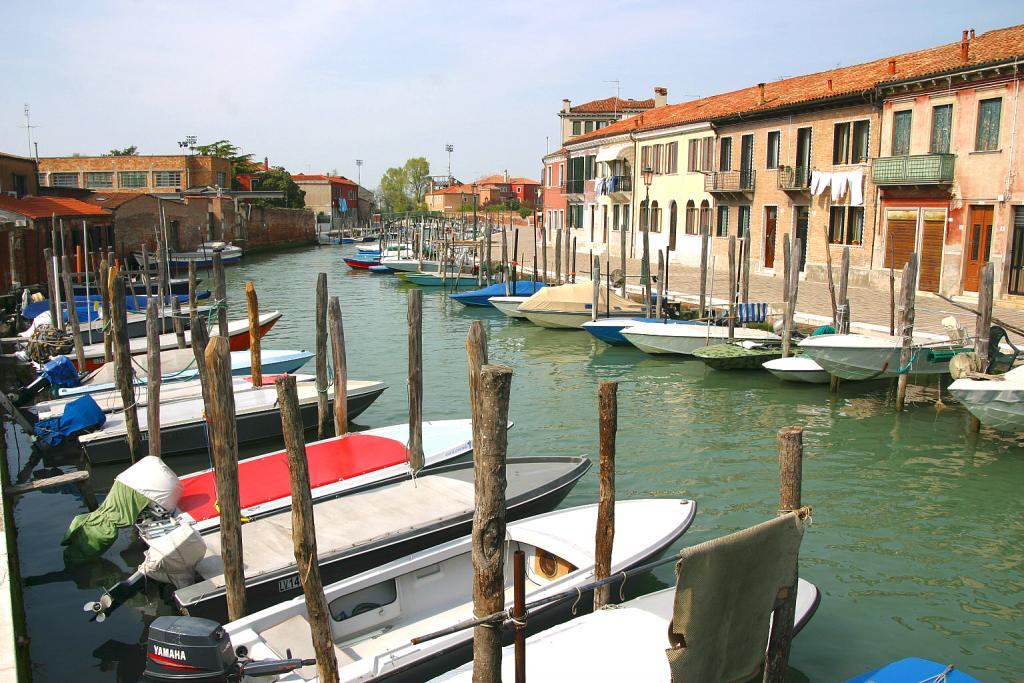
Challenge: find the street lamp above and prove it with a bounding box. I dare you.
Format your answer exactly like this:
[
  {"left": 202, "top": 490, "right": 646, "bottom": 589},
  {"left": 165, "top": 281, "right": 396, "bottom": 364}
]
[
  {"left": 641, "top": 165, "right": 654, "bottom": 317},
  {"left": 445, "top": 144, "right": 454, "bottom": 181}
]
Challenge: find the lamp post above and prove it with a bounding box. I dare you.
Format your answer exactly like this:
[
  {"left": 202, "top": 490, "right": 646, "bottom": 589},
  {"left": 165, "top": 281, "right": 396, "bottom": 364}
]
[
  {"left": 642, "top": 165, "right": 654, "bottom": 317},
  {"left": 445, "top": 144, "right": 454, "bottom": 182},
  {"left": 356, "top": 160, "right": 363, "bottom": 227}
]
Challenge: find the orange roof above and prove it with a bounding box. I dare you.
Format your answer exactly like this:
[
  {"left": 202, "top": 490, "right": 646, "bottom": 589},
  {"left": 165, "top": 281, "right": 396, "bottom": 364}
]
[
  {"left": 569, "top": 97, "right": 654, "bottom": 114},
  {"left": 428, "top": 183, "right": 475, "bottom": 196},
  {"left": 508, "top": 177, "right": 539, "bottom": 186},
  {"left": 292, "top": 174, "right": 357, "bottom": 187},
  {"left": 81, "top": 192, "right": 149, "bottom": 209},
  {"left": 569, "top": 23, "right": 1024, "bottom": 146},
  {"left": 0, "top": 195, "right": 111, "bottom": 220}
]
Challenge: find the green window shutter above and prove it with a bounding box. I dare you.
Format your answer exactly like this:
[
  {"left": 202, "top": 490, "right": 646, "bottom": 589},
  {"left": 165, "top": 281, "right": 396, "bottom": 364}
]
[
  {"left": 930, "top": 105, "right": 952, "bottom": 154},
  {"left": 892, "top": 111, "right": 912, "bottom": 156},
  {"left": 852, "top": 121, "right": 870, "bottom": 163},
  {"left": 976, "top": 98, "right": 1002, "bottom": 151}
]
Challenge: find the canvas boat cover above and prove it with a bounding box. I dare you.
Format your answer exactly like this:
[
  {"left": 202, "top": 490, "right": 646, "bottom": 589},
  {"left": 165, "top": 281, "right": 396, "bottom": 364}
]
[
  {"left": 519, "top": 282, "right": 645, "bottom": 314},
  {"left": 140, "top": 523, "right": 208, "bottom": 588},
  {"left": 666, "top": 512, "right": 805, "bottom": 682},
  {"left": 61, "top": 456, "right": 182, "bottom": 561},
  {"left": 33, "top": 394, "right": 104, "bottom": 447}
]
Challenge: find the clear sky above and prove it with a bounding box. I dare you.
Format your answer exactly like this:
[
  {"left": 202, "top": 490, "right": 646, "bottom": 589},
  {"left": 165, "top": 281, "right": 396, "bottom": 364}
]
[{"left": 1, "top": 1, "right": 1020, "bottom": 189}]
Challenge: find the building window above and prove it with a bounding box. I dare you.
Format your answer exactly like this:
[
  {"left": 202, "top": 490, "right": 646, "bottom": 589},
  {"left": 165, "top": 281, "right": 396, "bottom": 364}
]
[
  {"left": 930, "top": 104, "right": 952, "bottom": 154},
  {"left": 685, "top": 200, "right": 697, "bottom": 235},
  {"left": 85, "top": 172, "right": 113, "bottom": 188},
  {"left": 650, "top": 200, "right": 661, "bottom": 232},
  {"left": 738, "top": 206, "right": 751, "bottom": 237},
  {"left": 666, "top": 142, "right": 678, "bottom": 174},
  {"left": 716, "top": 206, "right": 729, "bottom": 238},
  {"left": 585, "top": 121, "right": 594, "bottom": 134},
  {"left": 572, "top": 121, "right": 582, "bottom": 136},
  {"left": 699, "top": 200, "right": 711, "bottom": 233},
  {"left": 833, "top": 120, "right": 870, "bottom": 164},
  {"left": 154, "top": 170, "right": 182, "bottom": 187},
  {"left": 612, "top": 204, "right": 620, "bottom": 231},
  {"left": 687, "top": 139, "right": 699, "bottom": 172},
  {"left": 217, "top": 171, "right": 227, "bottom": 187},
  {"left": 584, "top": 155, "right": 595, "bottom": 180},
  {"left": 891, "top": 110, "right": 912, "bottom": 156},
  {"left": 51, "top": 172, "right": 79, "bottom": 187},
  {"left": 766, "top": 131, "right": 780, "bottom": 169},
  {"left": 700, "top": 136, "right": 715, "bottom": 172},
  {"left": 119, "top": 171, "right": 147, "bottom": 188},
  {"left": 976, "top": 98, "right": 1002, "bottom": 151},
  {"left": 547, "top": 166, "right": 552, "bottom": 187},
  {"left": 828, "top": 206, "right": 864, "bottom": 245},
  {"left": 36, "top": 172, "right": 47, "bottom": 187},
  {"left": 719, "top": 137, "right": 733, "bottom": 171}
]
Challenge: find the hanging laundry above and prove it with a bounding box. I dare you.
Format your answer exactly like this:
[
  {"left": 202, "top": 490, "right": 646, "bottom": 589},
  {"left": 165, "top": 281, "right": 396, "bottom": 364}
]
[
  {"left": 606, "top": 175, "right": 618, "bottom": 193},
  {"left": 847, "top": 168, "right": 864, "bottom": 206},
  {"left": 594, "top": 177, "right": 605, "bottom": 197},
  {"left": 810, "top": 171, "right": 831, "bottom": 197},
  {"left": 830, "top": 172, "right": 848, "bottom": 202}
]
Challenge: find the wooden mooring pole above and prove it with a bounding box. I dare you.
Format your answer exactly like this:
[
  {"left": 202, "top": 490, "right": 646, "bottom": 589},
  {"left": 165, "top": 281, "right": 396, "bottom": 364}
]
[
  {"left": 763, "top": 425, "right": 803, "bottom": 683},
  {"left": 204, "top": 336, "right": 247, "bottom": 621},
  {"left": 592, "top": 257, "right": 601, "bottom": 322},
  {"left": 44, "top": 247, "right": 59, "bottom": 327},
  {"left": 329, "top": 296, "right": 348, "bottom": 436},
  {"left": 895, "top": 253, "right": 919, "bottom": 412},
  {"left": 969, "top": 262, "right": 995, "bottom": 432},
  {"left": 109, "top": 270, "right": 143, "bottom": 462},
  {"left": 838, "top": 247, "right": 851, "bottom": 333},
  {"left": 782, "top": 239, "right": 801, "bottom": 359},
  {"left": 276, "top": 374, "right": 340, "bottom": 683},
  {"left": 171, "top": 298, "right": 186, "bottom": 349},
  {"left": 512, "top": 548, "right": 526, "bottom": 683},
  {"left": 554, "top": 229, "right": 562, "bottom": 285},
  {"left": 60, "top": 255, "right": 86, "bottom": 371},
  {"left": 698, "top": 220, "right": 709, "bottom": 318},
  {"left": 99, "top": 258, "right": 113, "bottom": 363},
  {"left": 146, "top": 299, "right": 162, "bottom": 458},
  {"left": 823, "top": 228, "right": 838, "bottom": 324},
  {"left": 190, "top": 309, "right": 210, "bottom": 406},
  {"left": 782, "top": 234, "right": 791, "bottom": 309},
  {"left": 466, "top": 321, "right": 488, "bottom": 449},
  {"left": 212, "top": 250, "right": 228, "bottom": 337},
  {"left": 315, "top": 273, "right": 329, "bottom": 438},
  {"left": 656, "top": 250, "right": 665, "bottom": 320},
  {"left": 408, "top": 290, "right": 424, "bottom": 472},
  {"left": 188, "top": 261, "right": 198, "bottom": 315},
  {"left": 245, "top": 282, "right": 262, "bottom": 387},
  {"left": 741, "top": 233, "right": 751, "bottom": 304},
  {"left": 594, "top": 380, "right": 617, "bottom": 611},
  {"left": 727, "top": 237, "right": 737, "bottom": 341},
  {"left": 471, "top": 364, "right": 513, "bottom": 683}
]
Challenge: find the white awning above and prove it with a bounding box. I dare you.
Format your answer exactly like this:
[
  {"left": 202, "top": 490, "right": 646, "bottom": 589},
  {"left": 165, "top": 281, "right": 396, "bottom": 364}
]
[{"left": 595, "top": 142, "right": 632, "bottom": 163}]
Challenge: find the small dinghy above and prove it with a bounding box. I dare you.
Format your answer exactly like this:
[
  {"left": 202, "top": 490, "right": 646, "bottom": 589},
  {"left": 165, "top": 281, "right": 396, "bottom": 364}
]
[
  {"left": 798, "top": 333, "right": 970, "bottom": 380},
  {"left": 368, "top": 264, "right": 394, "bottom": 274},
  {"left": 519, "top": 282, "right": 646, "bottom": 329},
  {"left": 692, "top": 340, "right": 783, "bottom": 370},
  {"left": 173, "top": 456, "right": 593, "bottom": 620},
  {"left": 343, "top": 257, "right": 381, "bottom": 269},
  {"left": 762, "top": 356, "right": 830, "bottom": 384},
  {"left": 621, "top": 321, "right": 779, "bottom": 355},
  {"left": 449, "top": 281, "right": 544, "bottom": 307},
  {"left": 399, "top": 272, "right": 478, "bottom": 288},
  {"left": 433, "top": 579, "right": 819, "bottom": 681},
  {"left": 843, "top": 658, "right": 981, "bottom": 683},
  {"left": 78, "top": 377, "right": 387, "bottom": 464},
  {"left": 133, "top": 242, "right": 243, "bottom": 269},
  {"left": 380, "top": 257, "right": 440, "bottom": 273},
  {"left": 219, "top": 499, "right": 695, "bottom": 681},
  {"left": 491, "top": 296, "right": 531, "bottom": 319},
  {"left": 948, "top": 364, "right": 1024, "bottom": 432},
  {"left": 582, "top": 317, "right": 699, "bottom": 346}
]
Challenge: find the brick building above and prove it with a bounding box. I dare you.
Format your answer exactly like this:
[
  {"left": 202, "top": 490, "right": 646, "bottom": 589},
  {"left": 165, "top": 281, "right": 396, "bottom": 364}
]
[
  {"left": 37, "top": 154, "right": 232, "bottom": 193},
  {"left": 0, "top": 153, "right": 38, "bottom": 198},
  {"left": 542, "top": 149, "right": 567, "bottom": 232},
  {"left": 559, "top": 89, "right": 664, "bottom": 144},
  {"left": 291, "top": 174, "right": 362, "bottom": 226},
  {"left": 425, "top": 183, "right": 476, "bottom": 212}
]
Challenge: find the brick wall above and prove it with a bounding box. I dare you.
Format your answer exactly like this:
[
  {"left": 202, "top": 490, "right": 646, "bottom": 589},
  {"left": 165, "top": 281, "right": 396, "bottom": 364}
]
[
  {"left": 243, "top": 206, "right": 315, "bottom": 251},
  {"left": 38, "top": 155, "right": 231, "bottom": 192},
  {"left": 0, "top": 155, "right": 38, "bottom": 197}
]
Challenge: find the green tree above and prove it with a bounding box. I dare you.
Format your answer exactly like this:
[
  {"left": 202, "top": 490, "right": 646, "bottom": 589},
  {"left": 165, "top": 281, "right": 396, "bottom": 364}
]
[
  {"left": 193, "top": 139, "right": 260, "bottom": 181},
  {"left": 404, "top": 157, "right": 431, "bottom": 207},
  {"left": 106, "top": 145, "right": 138, "bottom": 156},
  {"left": 378, "top": 166, "right": 413, "bottom": 213},
  {"left": 251, "top": 167, "right": 305, "bottom": 208}
]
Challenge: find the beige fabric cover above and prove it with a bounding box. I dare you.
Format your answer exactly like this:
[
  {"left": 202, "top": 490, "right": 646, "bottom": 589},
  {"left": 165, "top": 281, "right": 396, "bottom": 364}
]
[
  {"left": 666, "top": 513, "right": 805, "bottom": 682},
  {"left": 519, "top": 282, "right": 644, "bottom": 313}
]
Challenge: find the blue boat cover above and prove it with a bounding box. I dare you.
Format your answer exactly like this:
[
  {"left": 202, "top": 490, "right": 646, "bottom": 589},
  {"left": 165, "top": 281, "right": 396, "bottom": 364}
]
[
  {"left": 450, "top": 281, "right": 545, "bottom": 303},
  {"left": 40, "top": 356, "right": 80, "bottom": 388},
  {"left": 22, "top": 292, "right": 210, "bottom": 320},
  {"left": 736, "top": 302, "right": 769, "bottom": 323},
  {"left": 33, "top": 395, "right": 106, "bottom": 447},
  {"left": 843, "top": 658, "right": 980, "bottom": 683}
]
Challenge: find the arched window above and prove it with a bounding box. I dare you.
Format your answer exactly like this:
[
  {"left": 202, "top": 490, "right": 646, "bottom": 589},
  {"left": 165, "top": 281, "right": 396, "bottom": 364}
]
[
  {"left": 650, "top": 200, "right": 660, "bottom": 233},
  {"left": 669, "top": 201, "right": 678, "bottom": 250},
  {"left": 699, "top": 200, "right": 711, "bottom": 234},
  {"left": 685, "top": 200, "right": 696, "bottom": 235}
]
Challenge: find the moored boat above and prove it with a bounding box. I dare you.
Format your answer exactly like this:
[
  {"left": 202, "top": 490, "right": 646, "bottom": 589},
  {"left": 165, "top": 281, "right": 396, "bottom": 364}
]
[
  {"left": 948, "top": 364, "right": 1024, "bottom": 432},
  {"left": 398, "top": 272, "right": 478, "bottom": 287},
  {"left": 798, "top": 333, "right": 969, "bottom": 380},
  {"left": 449, "top": 281, "right": 544, "bottom": 307},
  {"left": 491, "top": 296, "right": 531, "bottom": 319},
  {"left": 621, "top": 321, "right": 779, "bottom": 355},
  {"left": 133, "top": 242, "right": 243, "bottom": 269},
  {"left": 381, "top": 257, "right": 440, "bottom": 273},
  {"left": 762, "top": 356, "right": 831, "bottom": 383},
  {"left": 692, "top": 340, "right": 784, "bottom": 370},
  {"left": 843, "top": 658, "right": 981, "bottom": 683},
  {"left": 582, "top": 316, "right": 700, "bottom": 346},
  {"left": 343, "top": 256, "right": 381, "bottom": 269},
  {"left": 519, "top": 282, "right": 646, "bottom": 329}
]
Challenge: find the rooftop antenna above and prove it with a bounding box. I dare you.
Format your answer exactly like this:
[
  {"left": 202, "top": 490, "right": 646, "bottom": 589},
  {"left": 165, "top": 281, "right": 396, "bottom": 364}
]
[
  {"left": 603, "top": 80, "right": 621, "bottom": 117},
  {"left": 20, "top": 104, "right": 39, "bottom": 158}
]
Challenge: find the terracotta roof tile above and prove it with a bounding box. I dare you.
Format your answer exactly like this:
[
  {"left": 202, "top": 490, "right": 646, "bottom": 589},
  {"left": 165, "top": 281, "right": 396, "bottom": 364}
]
[
  {"left": 569, "top": 97, "right": 655, "bottom": 114},
  {"left": 291, "top": 174, "right": 357, "bottom": 186},
  {"left": 568, "top": 23, "right": 1024, "bottom": 146},
  {"left": 0, "top": 195, "right": 111, "bottom": 220},
  {"left": 428, "top": 183, "right": 475, "bottom": 196},
  {"left": 80, "top": 192, "right": 148, "bottom": 209}
]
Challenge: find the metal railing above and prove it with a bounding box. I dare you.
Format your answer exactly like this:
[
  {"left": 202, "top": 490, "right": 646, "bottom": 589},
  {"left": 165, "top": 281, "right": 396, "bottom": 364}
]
[
  {"left": 872, "top": 154, "right": 955, "bottom": 185},
  {"left": 777, "top": 165, "right": 810, "bottom": 190},
  {"left": 565, "top": 178, "right": 585, "bottom": 194},
  {"left": 705, "top": 169, "right": 755, "bottom": 192},
  {"left": 603, "top": 175, "right": 632, "bottom": 193}
]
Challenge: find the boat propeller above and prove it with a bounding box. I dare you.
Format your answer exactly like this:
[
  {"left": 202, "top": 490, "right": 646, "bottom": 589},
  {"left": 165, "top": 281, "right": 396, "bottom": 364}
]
[{"left": 83, "top": 592, "right": 113, "bottom": 623}]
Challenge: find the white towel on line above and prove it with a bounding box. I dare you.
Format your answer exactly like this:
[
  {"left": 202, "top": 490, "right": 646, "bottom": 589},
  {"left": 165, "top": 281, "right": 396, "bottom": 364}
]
[
  {"left": 847, "top": 168, "right": 864, "bottom": 206},
  {"left": 831, "top": 171, "right": 848, "bottom": 202}
]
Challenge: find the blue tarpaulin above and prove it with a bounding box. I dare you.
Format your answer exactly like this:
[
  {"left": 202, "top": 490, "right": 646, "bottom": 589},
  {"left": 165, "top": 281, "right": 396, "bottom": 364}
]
[
  {"left": 449, "top": 281, "right": 546, "bottom": 307},
  {"left": 33, "top": 395, "right": 106, "bottom": 447},
  {"left": 40, "top": 356, "right": 80, "bottom": 388},
  {"left": 22, "top": 292, "right": 211, "bottom": 320}
]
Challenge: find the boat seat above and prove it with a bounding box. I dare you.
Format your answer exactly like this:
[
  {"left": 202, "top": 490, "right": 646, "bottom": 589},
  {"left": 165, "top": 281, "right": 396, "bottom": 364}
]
[
  {"left": 260, "top": 614, "right": 317, "bottom": 681},
  {"left": 987, "top": 326, "right": 1019, "bottom": 374}
]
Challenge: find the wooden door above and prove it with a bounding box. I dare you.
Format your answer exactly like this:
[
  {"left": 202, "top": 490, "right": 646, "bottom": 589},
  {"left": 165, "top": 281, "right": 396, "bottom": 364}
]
[
  {"left": 764, "top": 206, "right": 778, "bottom": 269},
  {"left": 964, "top": 206, "right": 993, "bottom": 292}
]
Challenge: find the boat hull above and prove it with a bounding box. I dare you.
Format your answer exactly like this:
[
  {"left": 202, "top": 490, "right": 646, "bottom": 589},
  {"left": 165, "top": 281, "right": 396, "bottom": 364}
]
[
  {"left": 343, "top": 257, "right": 381, "bottom": 269},
  {"left": 762, "top": 357, "right": 830, "bottom": 384},
  {"left": 582, "top": 318, "right": 697, "bottom": 346},
  {"left": 798, "top": 334, "right": 958, "bottom": 380},
  {"left": 399, "top": 273, "right": 478, "bottom": 287},
  {"left": 948, "top": 371, "right": 1024, "bottom": 432},
  {"left": 491, "top": 297, "right": 529, "bottom": 318},
  {"left": 621, "top": 325, "right": 777, "bottom": 356},
  {"left": 522, "top": 310, "right": 641, "bottom": 330}
]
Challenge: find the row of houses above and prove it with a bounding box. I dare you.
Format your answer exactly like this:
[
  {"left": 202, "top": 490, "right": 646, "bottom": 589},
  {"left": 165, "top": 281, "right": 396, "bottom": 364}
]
[
  {"left": 425, "top": 172, "right": 542, "bottom": 213},
  {"left": 541, "top": 24, "right": 1024, "bottom": 302}
]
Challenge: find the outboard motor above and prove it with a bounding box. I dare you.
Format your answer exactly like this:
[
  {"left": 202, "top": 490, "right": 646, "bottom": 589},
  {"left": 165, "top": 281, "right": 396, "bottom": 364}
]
[{"left": 145, "top": 616, "right": 314, "bottom": 682}]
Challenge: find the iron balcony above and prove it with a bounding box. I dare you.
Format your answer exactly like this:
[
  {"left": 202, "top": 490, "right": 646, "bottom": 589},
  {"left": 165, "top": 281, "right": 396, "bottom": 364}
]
[
  {"left": 777, "top": 165, "right": 810, "bottom": 191},
  {"left": 872, "top": 154, "right": 955, "bottom": 185},
  {"left": 705, "top": 170, "right": 755, "bottom": 193}
]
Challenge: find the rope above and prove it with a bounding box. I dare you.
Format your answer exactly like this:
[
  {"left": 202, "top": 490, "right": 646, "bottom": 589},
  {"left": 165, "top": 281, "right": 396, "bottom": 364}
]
[
  {"left": 915, "top": 665, "right": 954, "bottom": 683},
  {"left": 570, "top": 587, "right": 583, "bottom": 615},
  {"left": 505, "top": 606, "right": 528, "bottom": 627}
]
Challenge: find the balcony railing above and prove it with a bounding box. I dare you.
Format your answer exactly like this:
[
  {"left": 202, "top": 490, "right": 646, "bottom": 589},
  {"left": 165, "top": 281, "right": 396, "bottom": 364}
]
[
  {"left": 777, "top": 165, "right": 810, "bottom": 191},
  {"left": 872, "top": 154, "right": 955, "bottom": 185},
  {"left": 565, "top": 178, "right": 585, "bottom": 194},
  {"left": 602, "top": 175, "right": 632, "bottom": 193},
  {"left": 705, "top": 170, "right": 755, "bottom": 193}
]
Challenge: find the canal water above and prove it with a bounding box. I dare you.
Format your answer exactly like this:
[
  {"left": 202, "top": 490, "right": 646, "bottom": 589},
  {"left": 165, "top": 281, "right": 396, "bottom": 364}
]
[{"left": 9, "top": 245, "right": 1023, "bottom": 681}]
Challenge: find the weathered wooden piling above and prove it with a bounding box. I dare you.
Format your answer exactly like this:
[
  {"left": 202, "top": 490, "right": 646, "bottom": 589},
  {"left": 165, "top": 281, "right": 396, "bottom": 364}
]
[
  {"left": 763, "top": 425, "right": 804, "bottom": 683},
  {"left": 188, "top": 261, "right": 198, "bottom": 314},
  {"left": 512, "top": 549, "right": 526, "bottom": 683},
  {"left": 888, "top": 244, "right": 896, "bottom": 336},
  {"left": 823, "top": 230, "right": 838, "bottom": 324},
  {"left": 466, "top": 321, "right": 488, "bottom": 449},
  {"left": 408, "top": 290, "right": 424, "bottom": 471},
  {"left": 190, "top": 309, "right": 210, "bottom": 405},
  {"left": 727, "top": 237, "right": 737, "bottom": 341},
  {"left": 782, "top": 239, "right": 802, "bottom": 359},
  {"left": 275, "top": 374, "right": 340, "bottom": 683},
  {"left": 329, "top": 297, "right": 348, "bottom": 436},
  {"left": 146, "top": 299, "right": 162, "bottom": 458},
  {"left": 43, "top": 247, "right": 59, "bottom": 328},
  {"left": 698, "top": 220, "right": 709, "bottom": 317},
  {"left": 969, "top": 262, "right": 995, "bottom": 431},
  {"left": 109, "top": 270, "right": 143, "bottom": 462},
  {"left": 838, "top": 247, "right": 851, "bottom": 333},
  {"left": 741, "top": 234, "right": 751, "bottom": 304},
  {"left": 212, "top": 250, "right": 228, "bottom": 337},
  {"left": 315, "top": 273, "right": 329, "bottom": 439},
  {"left": 594, "top": 381, "right": 617, "bottom": 611},
  {"left": 895, "top": 253, "right": 919, "bottom": 412},
  {"left": 656, "top": 250, "right": 665, "bottom": 320},
  {"left": 620, "top": 218, "right": 628, "bottom": 297},
  {"left": 169, "top": 297, "right": 185, "bottom": 349},
  {"left": 541, "top": 227, "right": 548, "bottom": 285},
  {"left": 204, "top": 336, "right": 247, "bottom": 621},
  {"left": 99, "top": 258, "right": 113, "bottom": 363},
  {"left": 501, "top": 228, "right": 509, "bottom": 295},
  {"left": 554, "top": 229, "right": 562, "bottom": 285},
  {"left": 782, "top": 234, "right": 792, "bottom": 307},
  {"left": 471, "top": 364, "right": 513, "bottom": 683},
  {"left": 245, "top": 282, "right": 262, "bottom": 387},
  {"left": 140, "top": 244, "right": 153, "bottom": 296},
  {"left": 60, "top": 255, "right": 86, "bottom": 371},
  {"left": 592, "top": 257, "right": 601, "bottom": 322}
]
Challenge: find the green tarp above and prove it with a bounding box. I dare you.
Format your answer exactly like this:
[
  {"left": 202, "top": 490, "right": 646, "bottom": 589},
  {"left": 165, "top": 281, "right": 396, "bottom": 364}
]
[{"left": 62, "top": 481, "right": 151, "bottom": 562}]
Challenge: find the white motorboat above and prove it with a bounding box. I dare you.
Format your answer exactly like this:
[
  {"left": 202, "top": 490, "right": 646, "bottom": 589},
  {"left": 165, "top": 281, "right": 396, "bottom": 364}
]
[
  {"left": 621, "top": 322, "right": 780, "bottom": 355},
  {"left": 380, "top": 256, "right": 440, "bottom": 273},
  {"left": 798, "top": 333, "right": 967, "bottom": 380},
  {"left": 491, "top": 296, "right": 530, "bottom": 319},
  {"left": 762, "top": 356, "right": 831, "bottom": 384},
  {"left": 222, "top": 499, "right": 696, "bottom": 682},
  {"left": 432, "top": 578, "right": 820, "bottom": 681},
  {"left": 948, "top": 364, "right": 1024, "bottom": 432},
  {"left": 519, "top": 282, "right": 646, "bottom": 329},
  {"left": 133, "top": 241, "right": 243, "bottom": 269}
]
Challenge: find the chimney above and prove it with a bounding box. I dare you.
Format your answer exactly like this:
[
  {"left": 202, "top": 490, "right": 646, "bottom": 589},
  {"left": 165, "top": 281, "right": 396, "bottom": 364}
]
[
  {"left": 757, "top": 82, "right": 766, "bottom": 105},
  {"left": 827, "top": 78, "right": 833, "bottom": 92},
  {"left": 562, "top": 98, "right": 571, "bottom": 114},
  {"left": 263, "top": 156, "right": 269, "bottom": 171},
  {"left": 653, "top": 86, "right": 668, "bottom": 108},
  {"left": 970, "top": 28, "right": 975, "bottom": 40},
  {"left": 503, "top": 169, "right": 509, "bottom": 183},
  {"left": 887, "top": 59, "right": 896, "bottom": 75},
  {"left": 961, "top": 30, "right": 970, "bottom": 62}
]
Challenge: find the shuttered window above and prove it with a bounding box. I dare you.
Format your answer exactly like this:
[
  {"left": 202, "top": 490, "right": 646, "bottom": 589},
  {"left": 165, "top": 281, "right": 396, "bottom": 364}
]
[
  {"left": 829, "top": 206, "right": 864, "bottom": 245},
  {"left": 892, "top": 110, "right": 912, "bottom": 156},
  {"left": 738, "top": 206, "right": 751, "bottom": 237},
  {"left": 976, "top": 98, "right": 1002, "bottom": 151},
  {"left": 719, "top": 137, "right": 733, "bottom": 171},
  {"left": 685, "top": 200, "right": 697, "bottom": 235},
  {"left": 852, "top": 120, "right": 870, "bottom": 163},
  {"left": 884, "top": 209, "right": 918, "bottom": 269},
  {"left": 666, "top": 142, "right": 679, "bottom": 174},
  {"left": 701, "top": 137, "right": 715, "bottom": 172},
  {"left": 766, "top": 131, "right": 780, "bottom": 169},
  {"left": 687, "top": 139, "right": 699, "bottom": 172},
  {"left": 930, "top": 104, "right": 952, "bottom": 154},
  {"left": 716, "top": 206, "right": 729, "bottom": 238}
]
